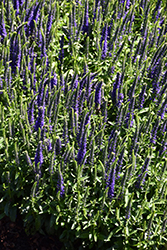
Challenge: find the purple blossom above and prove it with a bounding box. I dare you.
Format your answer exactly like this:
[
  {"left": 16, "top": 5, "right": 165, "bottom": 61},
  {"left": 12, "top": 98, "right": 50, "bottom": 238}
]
[
  {"left": 34, "top": 141, "right": 43, "bottom": 172},
  {"left": 10, "top": 35, "right": 21, "bottom": 74},
  {"left": 106, "top": 166, "right": 116, "bottom": 199},
  {"left": 95, "top": 81, "right": 102, "bottom": 107},
  {"left": 73, "top": 85, "right": 79, "bottom": 113},
  {"left": 139, "top": 83, "right": 147, "bottom": 109},
  {"left": 59, "top": 35, "right": 64, "bottom": 65},
  {"left": 19, "top": 0, "right": 24, "bottom": 6},
  {"left": 128, "top": 76, "right": 138, "bottom": 101},
  {"left": 101, "top": 24, "right": 108, "bottom": 59},
  {"left": 63, "top": 117, "right": 69, "bottom": 146},
  {"left": 85, "top": 111, "right": 91, "bottom": 126},
  {"left": 29, "top": 2, "right": 41, "bottom": 35},
  {"left": 119, "top": 0, "right": 130, "bottom": 9},
  {"left": 128, "top": 9, "right": 135, "bottom": 33},
  {"left": 116, "top": 147, "right": 125, "bottom": 178},
  {"left": 77, "top": 130, "right": 87, "bottom": 165},
  {"left": 0, "top": 6, "right": 7, "bottom": 42},
  {"left": 108, "top": 130, "right": 118, "bottom": 160},
  {"left": 111, "top": 73, "right": 121, "bottom": 105},
  {"left": 25, "top": 5, "right": 35, "bottom": 36},
  {"left": 55, "top": 137, "right": 62, "bottom": 155},
  {"left": 161, "top": 120, "right": 167, "bottom": 133},
  {"left": 37, "top": 12, "right": 43, "bottom": 47},
  {"left": 158, "top": 98, "right": 167, "bottom": 120},
  {"left": 125, "top": 97, "right": 135, "bottom": 128},
  {"left": 152, "top": 0, "right": 162, "bottom": 21},
  {"left": 34, "top": 105, "right": 45, "bottom": 132},
  {"left": 57, "top": 169, "right": 65, "bottom": 197},
  {"left": 117, "top": 93, "right": 124, "bottom": 108},
  {"left": 37, "top": 79, "right": 46, "bottom": 107},
  {"left": 101, "top": 99, "right": 107, "bottom": 123},
  {"left": 51, "top": 72, "right": 57, "bottom": 89},
  {"left": 159, "top": 137, "right": 167, "bottom": 157},
  {"left": 82, "top": 0, "right": 89, "bottom": 35},
  {"left": 148, "top": 60, "right": 162, "bottom": 100},
  {"left": 46, "top": 139, "right": 52, "bottom": 152},
  {"left": 13, "top": 0, "right": 20, "bottom": 15},
  {"left": 132, "top": 38, "right": 141, "bottom": 63},
  {"left": 41, "top": 30, "right": 47, "bottom": 60},
  {"left": 46, "top": 10, "right": 53, "bottom": 38},
  {"left": 0, "top": 77, "right": 3, "bottom": 94},
  {"left": 85, "top": 75, "right": 91, "bottom": 100},
  {"left": 73, "top": 74, "right": 79, "bottom": 90},
  {"left": 116, "top": 104, "right": 123, "bottom": 127},
  {"left": 93, "top": 0, "right": 100, "bottom": 23},
  {"left": 150, "top": 117, "right": 160, "bottom": 144},
  {"left": 28, "top": 100, "right": 35, "bottom": 125},
  {"left": 108, "top": 128, "right": 115, "bottom": 142},
  {"left": 136, "top": 157, "right": 151, "bottom": 189}
]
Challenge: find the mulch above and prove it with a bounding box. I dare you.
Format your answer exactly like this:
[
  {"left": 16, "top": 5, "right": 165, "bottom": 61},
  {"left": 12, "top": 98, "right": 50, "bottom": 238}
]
[{"left": 0, "top": 214, "right": 63, "bottom": 250}]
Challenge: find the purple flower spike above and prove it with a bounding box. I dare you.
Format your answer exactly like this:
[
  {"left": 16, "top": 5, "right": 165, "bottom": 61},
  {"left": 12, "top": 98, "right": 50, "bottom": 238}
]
[
  {"left": 116, "top": 147, "right": 125, "bottom": 178},
  {"left": 56, "top": 137, "right": 62, "bottom": 155},
  {"left": 136, "top": 157, "right": 151, "bottom": 189},
  {"left": 46, "top": 10, "right": 53, "bottom": 36},
  {"left": 158, "top": 98, "right": 167, "bottom": 120},
  {"left": 106, "top": 166, "right": 116, "bottom": 199},
  {"left": 34, "top": 105, "right": 45, "bottom": 132},
  {"left": 139, "top": 83, "right": 147, "bottom": 109},
  {"left": 112, "top": 72, "right": 121, "bottom": 105},
  {"left": 57, "top": 166, "right": 65, "bottom": 197},
  {"left": 59, "top": 35, "right": 64, "bottom": 65},
  {"left": 19, "top": 0, "right": 24, "bottom": 6},
  {"left": 28, "top": 100, "right": 35, "bottom": 125},
  {"left": 13, "top": 0, "right": 20, "bottom": 15},
  {"left": 82, "top": 0, "right": 89, "bottom": 35},
  {"left": 95, "top": 81, "right": 102, "bottom": 107},
  {"left": 34, "top": 141, "right": 43, "bottom": 175},
  {"left": 150, "top": 117, "right": 160, "bottom": 144},
  {"left": 77, "top": 129, "right": 87, "bottom": 165},
  {"left": 51, "top": 72, "right": 57, "bottom": 89},
  {"left": 0, "top": 5, "right": 7, "bottom": 42},
  {"left": 29, "top": 2, "right": 41, "bottom": 35},
  {"left": 101, "top": 24, "right": 108, "bottom": 59}
]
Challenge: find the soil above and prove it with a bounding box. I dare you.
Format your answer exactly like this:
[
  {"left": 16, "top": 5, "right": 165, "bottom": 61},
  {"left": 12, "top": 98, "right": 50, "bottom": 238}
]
[{"left": 0, "top": 214, "right": 63, "bottom": 250}]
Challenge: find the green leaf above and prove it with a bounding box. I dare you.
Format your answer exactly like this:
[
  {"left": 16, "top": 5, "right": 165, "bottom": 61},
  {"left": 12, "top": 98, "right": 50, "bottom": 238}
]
[
  {"left": 98, "top": 233, "right": 106, "bottom": 241},
  {"left": 125, "top": 189, "right": 129, "bottom": 207},
  {"left": 50, "top": 214, "right": 55, "bottom": 228},
  {"left": 105, "top": 227, "right": 122, "bottom": 242},
  {"left": 80, "top": 232, "right": 89, "bottom": 239},
  {"left": 92, "top": 228, "right": 97, "bottom": 242},
  {"left": 0, "top": 137, "right": 4, "bottom": 149},
  {"left": 4, "top": 202, "right": 10, "bottom": 216},
  {"left": 60, "top": 230, "right": 67, "bottom": 240}
]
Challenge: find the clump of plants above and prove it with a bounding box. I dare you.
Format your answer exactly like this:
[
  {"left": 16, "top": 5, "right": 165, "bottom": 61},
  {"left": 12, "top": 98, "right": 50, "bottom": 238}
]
[{"left": 0, "top": 0, "right": 167, "bottom": 249}]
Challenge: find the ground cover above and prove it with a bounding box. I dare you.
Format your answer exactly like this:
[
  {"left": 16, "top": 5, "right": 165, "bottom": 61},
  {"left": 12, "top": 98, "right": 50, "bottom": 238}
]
[{"left": 0, "top": 0, "right": 167, "bottom": 249}]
